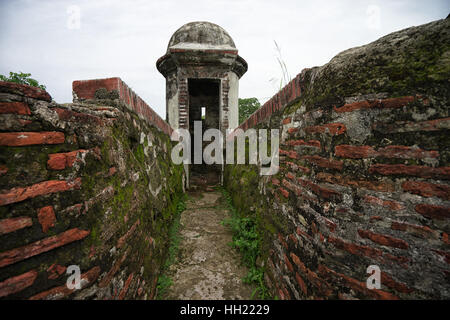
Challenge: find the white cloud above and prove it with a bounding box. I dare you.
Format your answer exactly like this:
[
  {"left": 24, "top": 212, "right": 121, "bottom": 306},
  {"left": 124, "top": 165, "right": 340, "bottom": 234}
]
[{"left": 0, "top": 0, "right": 447, "bottom": 118}]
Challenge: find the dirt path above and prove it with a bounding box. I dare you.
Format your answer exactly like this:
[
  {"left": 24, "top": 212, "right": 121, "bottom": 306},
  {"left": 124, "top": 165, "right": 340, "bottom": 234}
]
[{"left": 164, "top": 190, "right": 255, "bottom": 300}]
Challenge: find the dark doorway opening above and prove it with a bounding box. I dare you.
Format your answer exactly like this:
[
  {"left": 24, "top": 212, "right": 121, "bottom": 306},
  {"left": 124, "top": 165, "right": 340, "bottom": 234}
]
[{"left": 188, "top": 78, "right": 221, "bottom": 187}]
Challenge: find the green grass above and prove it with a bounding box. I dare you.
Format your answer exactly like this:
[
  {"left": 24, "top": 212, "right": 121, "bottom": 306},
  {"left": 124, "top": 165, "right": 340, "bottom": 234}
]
[
  {"left": 220, "top": 188, "right": 272, "bottom": 300},
  {"left": 156, "top": 274, "right": 172, "bottom": 298},
  {"left": 156, "top": 194, "right": 186, "bottom": 299}
]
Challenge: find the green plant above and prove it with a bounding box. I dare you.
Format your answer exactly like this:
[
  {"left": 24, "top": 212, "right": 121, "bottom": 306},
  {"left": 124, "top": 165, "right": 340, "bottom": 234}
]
[
  {"left": 156, "top": 194, "right": 186, "bottom": 299},
  {"left": 220, "top": 188, "right": 272, "bottom": 300},
  {"left": 166, "top": 199, "right": 186, "bottom": 266},
  {"left": 156, "top": 274, "right": 173, "bottom": 298},
  {"left": 242, "top": 267, "right": 271, "bottom": 299},
  {"left": 0, "top": 71, "right": 46, "bottom": 90}
]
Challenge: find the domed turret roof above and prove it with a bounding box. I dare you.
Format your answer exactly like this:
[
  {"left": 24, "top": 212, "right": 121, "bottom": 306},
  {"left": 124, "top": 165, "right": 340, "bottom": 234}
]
[
  {"left": 157, "top": 21, "right": 247, "bottom": 78},
  {"left": 167, "top": 21, "right": 236, "bottom": 52}
]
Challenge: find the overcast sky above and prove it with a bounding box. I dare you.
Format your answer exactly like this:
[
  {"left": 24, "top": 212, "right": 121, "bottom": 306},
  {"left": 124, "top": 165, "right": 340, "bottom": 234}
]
[{"left": 0, "top": 0, "right": 448, "bottom": 118}]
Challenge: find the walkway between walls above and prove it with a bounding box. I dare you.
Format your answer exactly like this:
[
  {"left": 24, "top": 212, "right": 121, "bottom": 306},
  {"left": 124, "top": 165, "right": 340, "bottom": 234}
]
[{"left": 162, "top": 187, "right": 255, "bottom": 300}]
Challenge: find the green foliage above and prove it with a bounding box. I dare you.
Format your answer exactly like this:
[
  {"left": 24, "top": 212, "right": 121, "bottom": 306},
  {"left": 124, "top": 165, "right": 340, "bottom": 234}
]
[
  {"left": 243, "top": 268, "right": 271, "bottom": 300},
  {"left": 156, "top": 274, "right": 173, "bottom": 298},
  {"left": 226, "top": 215, "right": 259, "bottom": 266},
  {"left": 156, "top": 194, "right": 186, "bottom": 299},
  {"left": 220, "top": 188, "right": 272, "bottom": 300},
  {"left": 238, "top": 97, "right": 260, "bottom": 125},
  {"left": 94, "top": 88, "right": 120, "bottom": 100},
  {"left": 165, "top": 199, "right": 186, "bottom": 267},
  {"left": 0, "top": 71, "right": 46, "bottom": 90},
  {"left": 134, "top": 145, "right": 145, "bottom": 164}
]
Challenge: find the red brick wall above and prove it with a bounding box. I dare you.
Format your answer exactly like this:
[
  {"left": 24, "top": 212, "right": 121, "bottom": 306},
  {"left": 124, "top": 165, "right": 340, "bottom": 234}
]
[
  {"left": 236, "top": 73, "right": 303, "bottom": 131},
  {"left": 225, "top": 18, "right": 450, "bottom": 299},
  {"left": 73, "top": 77, "right": 172, "bottom": 135},
  {"left": 265, "top": 92, "right": 449, "bottom": 299},
  {"left": 0, "top": 81, "right": 184, "bottom": 300},
  {"left": 228, "top": 89, "right": 450, "bottom": 299}
]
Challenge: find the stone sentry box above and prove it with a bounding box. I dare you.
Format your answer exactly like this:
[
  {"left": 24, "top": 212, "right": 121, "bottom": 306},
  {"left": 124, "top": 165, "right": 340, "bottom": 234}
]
[{"left": 156, "top": 21, "right": 247, "bottom": 185}]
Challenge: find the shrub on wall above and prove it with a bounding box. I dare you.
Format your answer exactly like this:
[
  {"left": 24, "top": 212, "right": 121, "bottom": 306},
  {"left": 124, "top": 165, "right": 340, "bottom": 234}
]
[{"left": 0, "top": 71, "right": 46, "bottom": 90}]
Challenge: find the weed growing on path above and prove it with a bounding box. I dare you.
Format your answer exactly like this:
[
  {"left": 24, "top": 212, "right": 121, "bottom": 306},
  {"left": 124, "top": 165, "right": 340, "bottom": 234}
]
[
  {"left": 156, "top": 194, "right": 187, "bottom": 299},
  {"left": 220, "top": 188, "right": 272, "bottom": 300}
]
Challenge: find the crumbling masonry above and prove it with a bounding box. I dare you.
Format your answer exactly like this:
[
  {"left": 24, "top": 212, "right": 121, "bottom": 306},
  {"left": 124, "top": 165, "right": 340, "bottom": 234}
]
[{"left": 0, "top": 18, "right": 449, "bottom": 299}]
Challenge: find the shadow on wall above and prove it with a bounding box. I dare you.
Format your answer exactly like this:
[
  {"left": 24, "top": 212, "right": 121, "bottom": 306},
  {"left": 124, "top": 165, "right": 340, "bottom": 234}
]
[
  {"left": 224, "top": 17, "right": 450, "bottom": 300},
  {"left": 0, "top": 79, "right": 184, "bottom": 300}
]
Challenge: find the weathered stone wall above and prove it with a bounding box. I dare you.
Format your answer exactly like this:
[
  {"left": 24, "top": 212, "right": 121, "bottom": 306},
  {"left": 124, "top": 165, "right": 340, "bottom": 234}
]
[
  {"left": 73, "top": 77, "right": 172, "bottom": 136},
  {"left": 0, "top": 80, "right": 184, "bottom": 299},
  {"left": 224, "top": 17, "right": 449, "bottom": 299}
]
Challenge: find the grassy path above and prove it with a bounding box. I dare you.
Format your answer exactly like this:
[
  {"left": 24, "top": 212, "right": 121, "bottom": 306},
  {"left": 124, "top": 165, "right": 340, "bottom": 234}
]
[{"left": 159, "top": 190, "right": 255, "bottom": 300}]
